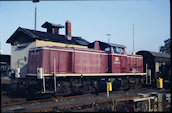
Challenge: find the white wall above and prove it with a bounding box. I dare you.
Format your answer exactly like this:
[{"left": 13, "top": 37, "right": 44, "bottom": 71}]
[{"left": 11, "top": 42, "right": 36, "bottom": 77}]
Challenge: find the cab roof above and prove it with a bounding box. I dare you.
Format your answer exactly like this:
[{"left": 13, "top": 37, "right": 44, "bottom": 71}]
[{"left": 88, "top": 41, "right": 126, "bottom": 49}]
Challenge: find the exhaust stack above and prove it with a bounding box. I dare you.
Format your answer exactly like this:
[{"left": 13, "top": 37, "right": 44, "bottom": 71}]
[{"left": 65, "top": 20, "right": 72, "bottom": 40}]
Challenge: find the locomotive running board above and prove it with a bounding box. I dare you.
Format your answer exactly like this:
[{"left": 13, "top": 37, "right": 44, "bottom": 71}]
[
  {"left": 26, "top": 73, "right": 147, "bottom": 77},
  {"left": 54, "top": 73, "right": 147, "bottom": 77}
]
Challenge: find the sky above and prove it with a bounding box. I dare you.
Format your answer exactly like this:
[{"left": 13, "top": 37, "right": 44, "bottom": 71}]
[{"left": 0, "top": 0, "right": 170, "bottom": 55}]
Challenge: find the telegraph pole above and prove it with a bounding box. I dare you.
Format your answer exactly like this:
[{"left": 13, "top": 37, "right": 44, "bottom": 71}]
[
  {"left": 132, "top": 24, "right": 135, "bottom": 55},
  {"left": 0, "top": 41, "right": 2, "bottom": 54},
  {"left": 34, "top": 3, "right": 37, "bottom": 30},
  {"left": 106, "top": 34, "right": 111, "bottom": 43},
  {"left": 32, "top": 0, "right": 39, "bottom": 30}
]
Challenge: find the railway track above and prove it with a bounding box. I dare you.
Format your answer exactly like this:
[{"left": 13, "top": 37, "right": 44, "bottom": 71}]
[
  {"left": 1, "top": 87, "right": 134, "bottom": 108},
  {"left": 2, "top": 88, "right": 170, "bottom": 112},
  {"left": 1, "top": 93, "right": 95, "bottom": 108},
  {"left": 1, "top": 98, "right": 26, "bottom": 108},
  {"left": 16, "top": 94, "right": 136, "bottom": 112}
]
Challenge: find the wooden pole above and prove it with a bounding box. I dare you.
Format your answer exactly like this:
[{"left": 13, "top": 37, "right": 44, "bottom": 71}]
[
  {"left": 146, "top": 63, "right": 148, "bottom": 84},
  {"left": 43, "top": 75, "right": 46, "bottom": 93},
  {"left": 54, "top": 59, "right": 56, "bottom": 92},
  {"left": 133, "top": 24, "right": 135, "bottom": 55},
  {"left": 107, "top": 90, "right": 109, "bottom": 97}
]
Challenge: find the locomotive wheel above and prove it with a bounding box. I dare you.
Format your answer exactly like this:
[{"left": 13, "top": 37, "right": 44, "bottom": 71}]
[
  {"left": 120, "top": 77, "right": 130, "bottom": 90},
  {"left": 81, "top": 79, "right": 92, "bottom": 93},
  {"left": 80, "top": 78, "right": 100, "bottom": 94},
  {"left": 71, "top": 78, "right": 83, "bottom": 94},
  {"left": 56, "top": 81, "right": 72, "bottom": 96},
  {"left": 66, "top": 77, "right": 100, "bottom": 95},
  {"left": 135, "top": 77, "right": 141, "bottom": 88}
]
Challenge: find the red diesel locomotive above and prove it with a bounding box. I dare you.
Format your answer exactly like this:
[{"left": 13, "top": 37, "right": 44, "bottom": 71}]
[
  {"left": 28, "top": 41, "right": 143, "bottom": 74},
  {"left": 24, "top": 41, "right": 146, "bottom": 95}
]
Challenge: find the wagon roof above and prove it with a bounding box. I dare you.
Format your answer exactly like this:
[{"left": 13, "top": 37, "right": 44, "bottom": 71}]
[
  {"left": 136, "top": 50, "right": 170, "bottom": 59},
  {"left": 6, "top": 27, "right": 90, "bottom": 46}
]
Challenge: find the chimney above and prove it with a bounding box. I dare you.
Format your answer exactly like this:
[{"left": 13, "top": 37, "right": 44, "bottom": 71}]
[
  {"left": 65, "top": 20, "right": 72, "bottom": 40},
  {"left": 41, "top": 22, "right": 64, "bottom": 35}
]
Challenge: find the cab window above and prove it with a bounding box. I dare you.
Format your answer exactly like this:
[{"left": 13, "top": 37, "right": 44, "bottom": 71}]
[
  {"left": 120, "top": 48, "right": 124, "bottom": 54},
  {"left": 104, "top": 47, "right": 110, "bottom": 52},
  {"left": 113, "top": 47, "right": 120, "bottom": 54}
]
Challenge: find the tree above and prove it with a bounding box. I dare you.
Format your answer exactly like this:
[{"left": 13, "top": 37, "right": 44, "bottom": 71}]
[{"left": 159, "top": 38, "right": 171, "bottom": 54}]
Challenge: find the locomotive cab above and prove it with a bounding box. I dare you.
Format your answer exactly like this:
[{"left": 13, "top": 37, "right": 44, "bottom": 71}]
[
  {"left": 88, "top": 41, "right": 143, "bottom": 73},
  {"left": 88, "top": 41, "right": 126, "bottom": 55}
]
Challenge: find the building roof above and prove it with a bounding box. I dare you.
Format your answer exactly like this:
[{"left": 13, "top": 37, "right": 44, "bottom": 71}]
[
  {"left": 41, "top": 22, "right": 64, "bottom": 28},
  {"left": 6, "top": 27, "right": 90, "bottom": 46},
  {"left": 136, "top": 50, "right": 170, "bottom": 59}
]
